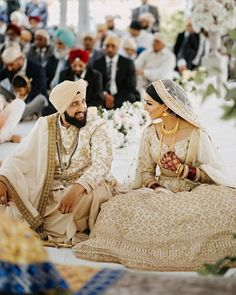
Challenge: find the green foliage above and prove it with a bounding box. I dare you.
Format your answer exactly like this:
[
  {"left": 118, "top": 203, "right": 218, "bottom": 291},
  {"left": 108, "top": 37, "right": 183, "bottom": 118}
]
[
  {"left": 198, "top": 235, "right": 236, "bottom": 276},
  {"left": 198, "top": 256, "right": 236, "bottom": 276},
  {"left": 228, "top": 29, "right": 236, "bottom": 41},
  {"left": 202, "top": 84, "right": 220, "bottom": 101},
  {"left": 160, "top": 10, "right": 185, "bottom": 45}
]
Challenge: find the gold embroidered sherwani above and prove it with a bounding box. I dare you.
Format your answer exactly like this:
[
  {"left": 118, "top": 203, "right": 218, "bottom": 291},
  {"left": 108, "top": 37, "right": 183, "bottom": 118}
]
[{"left": 0, "top": 112, "right": 116, "bottom": 244}]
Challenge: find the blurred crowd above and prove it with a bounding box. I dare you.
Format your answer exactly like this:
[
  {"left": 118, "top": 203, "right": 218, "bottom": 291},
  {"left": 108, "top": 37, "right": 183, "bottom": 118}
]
[{"left": 0, "top": 0, "right": 235, "bottom": 144}]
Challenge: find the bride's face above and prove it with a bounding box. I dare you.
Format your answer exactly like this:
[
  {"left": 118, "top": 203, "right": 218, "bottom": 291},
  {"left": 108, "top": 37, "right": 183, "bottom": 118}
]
[{"left": 144, "top": 93, "right": 166, "bottom": 120}]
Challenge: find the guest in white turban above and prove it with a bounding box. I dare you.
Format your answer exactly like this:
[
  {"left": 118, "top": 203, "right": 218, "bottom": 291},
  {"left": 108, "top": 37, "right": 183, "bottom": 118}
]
[
  {"left": 27, "top": 29, "right": 53, "bottom": 67},
  {"left": 0, "top": 79, "right": 117, "bottom": 246},
  {"left": 0, "top": 45, "right": 48, "bottom": 119}
]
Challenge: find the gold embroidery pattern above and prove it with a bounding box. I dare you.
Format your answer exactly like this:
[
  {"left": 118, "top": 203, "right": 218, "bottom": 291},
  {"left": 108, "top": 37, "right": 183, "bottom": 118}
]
[
  {"left": 138, "top": 125, "right": 200, "bottom": 192},
  {"left": 37, "top": 114, "right": 57, "bottom": 219},
  {"left": 0, "top": 175, "right": 43, "bottom": 230},
  {"left": 76, "top": 184, "right": 236, "bottom": 271},
  {"left": 53, "top": 118, "right": 113, "bottom": 190}
]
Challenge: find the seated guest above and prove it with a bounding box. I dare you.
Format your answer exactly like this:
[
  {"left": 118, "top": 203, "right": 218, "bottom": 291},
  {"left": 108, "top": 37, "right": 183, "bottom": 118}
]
[
  {"left": 60, "top": 49, "right": 103, "bottom": 107},
  {"left": 186, "top": 29, "right": 209, "bottom": 70},
  {"left": 95, "top": 23, "right": 109, "bottom": 50},
  {"left": 0, "top": 46, "right": 48, "bottom": 117},
  {"left": 28, "top": 15, "right": 41, "bottom": 34},
  {"left": 20, "top": 28, "right": 33, "bottom": 55},
  {"left": 25, "top": 0, "right": 48, "bottom": 28},
  {"left": 10, "top": 10, "right": 29, "bottom": 28},
  {"left": 82, "top": 32, "right": 104, "bottom": 66},
  {"left": 120, "top": 38, "right": 137, "bottom": 60},
  {"left": 44, "top": 48, "right": 104, "bottom": 117},
  {"left": 0, "top": 23, "right": 21, "bottom": 68},
  {"left": 27, "top": 29, "right": 53, "bottom": 67},
  {"left": 105, "top": 15, "right": 124, "bottom": 38},
  {"left": 135, "top": 33, "right": 175, "bottom": 95},
  {"left": 138, "top": 12, "right": 155, "bottom": 33},
  {"left": 132, "top": 0, "right": 160, "bottom": 33},
  {"left": 93, "top": 35, "right": 140, "bottom": 109},
  {"left": 0, "top": 75, "right": 27, "bottom": 143},
  {"left": 0, "top": 23, "right": 21, "bottom": 51},
  {"left": 173, "top": 19, "right": 199, "bottom": 72},
  {"left": 124, "top": 20, "right": 153, "bottom": 52},
  {"left": 45, "top": 28, "right": 75, "bottom": 90}
]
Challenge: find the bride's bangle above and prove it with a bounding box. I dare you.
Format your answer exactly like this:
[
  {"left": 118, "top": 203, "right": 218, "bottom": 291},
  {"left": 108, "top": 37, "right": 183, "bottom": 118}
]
[
  {"left": 181, "top": 164, "right": 189, "bottom": 179},
  {"left": 176, "top": 163, "right": 184, "bottom": 176}
]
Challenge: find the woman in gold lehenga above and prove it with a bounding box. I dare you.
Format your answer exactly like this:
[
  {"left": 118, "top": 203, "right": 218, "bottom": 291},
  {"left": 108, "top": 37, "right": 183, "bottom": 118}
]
[{"left": 74, "top": 79, "right": 236, "bottom": 271}]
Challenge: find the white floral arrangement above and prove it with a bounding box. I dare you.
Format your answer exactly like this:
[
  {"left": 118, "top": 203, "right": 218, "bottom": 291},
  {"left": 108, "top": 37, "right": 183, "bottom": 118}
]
[
  {"left": 176, "top": 67, "right": 208, "bottom": 94},
  {"left": 191, "top": 0, "right": 236, "bottom": 34},
  {"left": 98, "top": 102, "right": 149, "bottom": 149}
]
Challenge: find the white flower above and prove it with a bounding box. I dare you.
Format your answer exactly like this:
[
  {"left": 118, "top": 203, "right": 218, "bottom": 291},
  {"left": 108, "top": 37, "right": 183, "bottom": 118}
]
[{"left": 192, "top": 0, "right": 236, "bottom": 34}]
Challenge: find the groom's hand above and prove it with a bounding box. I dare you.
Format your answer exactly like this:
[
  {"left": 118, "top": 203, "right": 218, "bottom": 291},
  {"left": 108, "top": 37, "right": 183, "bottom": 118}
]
[{"left": 58, "top": 184, "right": 85, "bottom": 214}]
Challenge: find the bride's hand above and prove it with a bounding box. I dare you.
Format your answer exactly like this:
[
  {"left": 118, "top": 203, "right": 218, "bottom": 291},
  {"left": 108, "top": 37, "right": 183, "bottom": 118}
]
[{"left": 161, "top": 151, "right": 181, "bottom": 171}]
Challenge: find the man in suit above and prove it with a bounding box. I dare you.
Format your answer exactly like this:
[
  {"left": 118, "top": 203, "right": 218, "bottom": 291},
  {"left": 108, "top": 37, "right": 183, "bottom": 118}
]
[
  {"left": 82, "top": 32, "right": 104, "bottom": 67},
  {"left": 93, "top": 35, "right": 140, "bottom": 109},
  {"left": 132, "top": 0, "right": 160, "bottom": 33},
  {"left": 0, "top": 46, "right": 48, "bottom": 117},
  {"left": 6, "top": 0, "right": 21, "bottom": 21},
  {"left": 45, "top": 28, "right": 75, "bottom": 90},
  {"left": 59, "top": 49, "right": 103, "bottom": 108},
  {"left": 173, "top": 19, "right": 199, "bottom": 73},
  {"left": 27, "top": 29, "right": 53, "bottom": 67}
]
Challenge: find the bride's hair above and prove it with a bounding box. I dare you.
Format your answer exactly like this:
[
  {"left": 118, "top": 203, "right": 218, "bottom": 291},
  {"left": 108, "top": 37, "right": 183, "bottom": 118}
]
[
  {"left": 146, "top": 83, "right": 163, "bottom": 104},
  {"left": 146, "top": 83, "right": 178, "bottom": 117}
]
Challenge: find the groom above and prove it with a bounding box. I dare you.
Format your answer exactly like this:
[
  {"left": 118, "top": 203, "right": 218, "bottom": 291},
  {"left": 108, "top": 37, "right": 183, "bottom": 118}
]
[{"left": 0, "top": 79, "right": 116, "bottom": 244}]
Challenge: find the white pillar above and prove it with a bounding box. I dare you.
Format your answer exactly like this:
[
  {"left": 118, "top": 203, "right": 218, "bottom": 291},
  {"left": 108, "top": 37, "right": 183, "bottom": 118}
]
[
  {"left": 185, "top": 0, "right": 192, "bottom": 17},
  {"left": 78, "top": 0, "right": 90, "bottom": 38},
  {"left": 59, "top": 0, "right": 67, "bottom": 27}
]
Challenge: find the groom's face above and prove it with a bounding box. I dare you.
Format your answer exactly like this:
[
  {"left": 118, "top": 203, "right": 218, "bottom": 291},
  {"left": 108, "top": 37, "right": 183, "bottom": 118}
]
[{"left": 64, "top": 93, "right": 87, "bottom": 128}]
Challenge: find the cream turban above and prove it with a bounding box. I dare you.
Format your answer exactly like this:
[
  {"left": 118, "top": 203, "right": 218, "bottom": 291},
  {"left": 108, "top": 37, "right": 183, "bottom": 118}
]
[
  {"left": 104, "top": 35, "right": 120, "bottom": 47},
  {"left": 2, "top": 45, "right": 23, "bottom": 64},
  {"left": 123, "top": 38, "right": 137, "bottom": 50},
  {"left": 49, "top": 80, "right": 87, "bottom": 114},
  {"left": 35, "top": 29, "right": 51, "bottom": 45},
  {"left": 153, "top": 32, "right": 166, "bottom": 45}
]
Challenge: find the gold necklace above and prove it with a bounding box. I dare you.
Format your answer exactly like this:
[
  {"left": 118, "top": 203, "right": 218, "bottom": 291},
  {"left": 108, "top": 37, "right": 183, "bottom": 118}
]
[
  {"left": 56, "top": 120, "right": 79, "bottom": 171},
  {"left": 157, "top": 118, "right": 180, "bottom": 165},
  {"left": 161, "top": 118, "right": 180, "bottom": 137}
]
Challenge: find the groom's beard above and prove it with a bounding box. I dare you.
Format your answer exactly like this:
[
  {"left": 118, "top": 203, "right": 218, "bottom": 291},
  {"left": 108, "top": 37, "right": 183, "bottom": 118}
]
[{"left": 64, "top": 109, "right": 87, "bottom": 128}]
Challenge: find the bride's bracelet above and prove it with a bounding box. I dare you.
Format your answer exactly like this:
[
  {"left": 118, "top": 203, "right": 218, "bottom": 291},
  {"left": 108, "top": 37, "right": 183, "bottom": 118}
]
[
  {"left": 176, "top": 163, "right": 184, "bottom": 176},
  {"left": 180, "top": 165, "right": 201, "bottom": 182}
]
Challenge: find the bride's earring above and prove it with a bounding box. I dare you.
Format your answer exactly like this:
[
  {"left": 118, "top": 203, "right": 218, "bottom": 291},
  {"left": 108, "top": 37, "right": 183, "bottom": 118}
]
[{"left": 162, "top": 109, "right": 169, "bottom": 117}]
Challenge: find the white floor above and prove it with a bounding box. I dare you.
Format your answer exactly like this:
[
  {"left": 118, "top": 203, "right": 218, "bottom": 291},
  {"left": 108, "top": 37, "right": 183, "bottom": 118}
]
[{"left": 1, "top": 95, "right": 236, "bottom": 272}]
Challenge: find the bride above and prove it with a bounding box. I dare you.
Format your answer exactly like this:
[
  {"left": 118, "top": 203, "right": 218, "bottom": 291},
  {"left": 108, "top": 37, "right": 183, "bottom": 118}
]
[{"left": 74, "top": 79, "right": 236, "bottom": 271}]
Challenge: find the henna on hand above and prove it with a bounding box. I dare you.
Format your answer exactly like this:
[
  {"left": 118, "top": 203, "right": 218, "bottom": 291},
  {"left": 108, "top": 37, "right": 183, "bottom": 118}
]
[{"left": 161, "top": 151, "right": 181, "bottom": 171}]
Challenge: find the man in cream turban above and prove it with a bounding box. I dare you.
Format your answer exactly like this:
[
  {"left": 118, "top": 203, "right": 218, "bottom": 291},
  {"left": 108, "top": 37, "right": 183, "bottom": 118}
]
[
  {"left": 135, "top": 33, "right": 176, "bottom": 97},
  {"left": 0, "top": 45, "right": 48, "bottom": 118},
  {"left": 27, "top": 29, "right": 53, "bottom": 67},
  {"left": 0, "top": 79, "right": 116, "bottom": 246}
]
